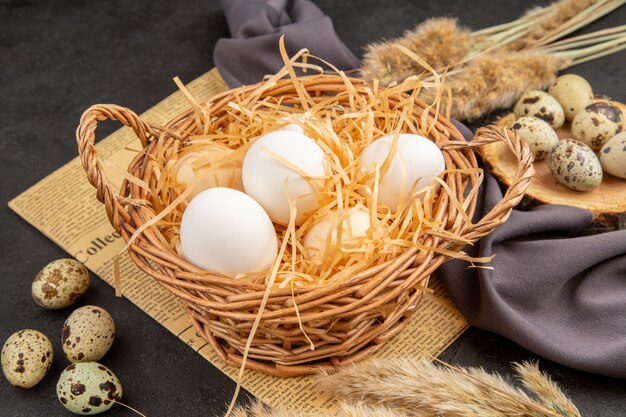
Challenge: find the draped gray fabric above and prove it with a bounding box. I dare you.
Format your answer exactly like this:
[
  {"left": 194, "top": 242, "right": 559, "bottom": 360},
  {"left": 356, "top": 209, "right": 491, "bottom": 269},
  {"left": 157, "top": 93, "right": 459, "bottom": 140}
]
[
  {"left": 214, "top": 0, "right": 359, "bottom": 87},
  {"left": 214, "top": 0, "right": 626, "bottom": 378},
  {"left": 442, "top": 124, "right": 626, "bottom": 379}
]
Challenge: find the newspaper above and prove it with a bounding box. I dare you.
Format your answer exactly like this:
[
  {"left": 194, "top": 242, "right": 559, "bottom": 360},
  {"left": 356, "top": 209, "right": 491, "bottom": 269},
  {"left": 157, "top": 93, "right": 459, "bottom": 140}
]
[{"left": 9, "top": 69, "right": 468, "bottom": 415}]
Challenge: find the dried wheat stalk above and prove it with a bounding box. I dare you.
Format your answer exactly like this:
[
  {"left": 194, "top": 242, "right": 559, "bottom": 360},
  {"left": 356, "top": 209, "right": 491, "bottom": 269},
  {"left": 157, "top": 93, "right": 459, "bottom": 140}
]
[
  {"left": 361, "top": 18, "right": 471, "bottom": 86},
  {"left": 514, "top": 362, "right": 582, "bottom": 417},
  {"left": 318, "top": 359, "right": 581, "bottom": 417},
  {"left": 230, "top": 360, "right": 580, "bottom": 417},
  {"left": 360, "top": 0, "right": 626, "bottom": 120},
  {"left": 418, "top": 51, "right": 560, "bottom": 121}
]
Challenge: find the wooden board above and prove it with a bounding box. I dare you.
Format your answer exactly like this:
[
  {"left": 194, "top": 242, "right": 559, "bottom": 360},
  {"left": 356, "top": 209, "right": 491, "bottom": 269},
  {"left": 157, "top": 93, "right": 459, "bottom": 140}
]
[{"left": 480, "top": 108, "right": 626, "bottom": 217}]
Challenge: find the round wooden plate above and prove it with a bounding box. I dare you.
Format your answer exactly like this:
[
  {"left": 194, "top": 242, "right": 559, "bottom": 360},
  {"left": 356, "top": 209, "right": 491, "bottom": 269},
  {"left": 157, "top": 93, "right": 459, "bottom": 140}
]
[{"left": 480, "top": 102, "right": 626, "bottom": 217}]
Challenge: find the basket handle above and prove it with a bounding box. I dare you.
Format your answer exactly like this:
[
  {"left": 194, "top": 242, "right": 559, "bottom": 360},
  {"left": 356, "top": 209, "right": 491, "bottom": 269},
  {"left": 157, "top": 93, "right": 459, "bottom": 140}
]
[
  {"left": 76, "top": 104, "right": 160, "bottom": 228},
  {"left": 441, "top": 125, "right": 535, "bottom": 242}
]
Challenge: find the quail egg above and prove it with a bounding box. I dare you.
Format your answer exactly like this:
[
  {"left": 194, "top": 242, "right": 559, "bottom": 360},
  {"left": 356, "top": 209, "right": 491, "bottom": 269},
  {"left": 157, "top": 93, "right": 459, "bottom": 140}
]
[
  {"left": 1, "top": 329, "right": 53, "bottom": 388},
  {"left": 32, "top": 259, "right": 89, "bottom": 309},
  {"left": 509, "top": 116, "right": 559, "bottom": 159},
  {"left": 548, "top": 74, "right": 593, "bottom": 121},
  {"left": 57, "top": 362, "right": 122, "bottom": 415},
  {"left": 62, "top": 306, "right": 115, "bottom": 363},
  {"left": 548, "top": 139, "right": 603, "bottom": 191},
  {"left": 599, "top": 131, "right": 626, "bottom": 179},
  {"left": 572, "top": 101, "right": 623, "bottom": 150},
  {"left": 513, "top": 90, "right": 565, "bottom": 128}
]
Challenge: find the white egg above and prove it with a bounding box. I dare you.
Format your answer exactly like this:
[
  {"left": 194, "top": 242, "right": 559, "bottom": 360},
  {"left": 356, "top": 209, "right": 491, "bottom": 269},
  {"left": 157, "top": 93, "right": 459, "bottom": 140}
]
[
  {"left": 242, "top": 130, "right": 326, "bottom": 225},
  {"left": 180, "top": 187, "right": 278, "bottom": 277},
  {"left": 281, "top": 123, "right": 305, "bottom": 134},
  {"left": 358, "top": 133, "right": 445, "bottom": 211},
  {"left": 277, "top": 115, "right": 305, "bottom": 134},
  {"left": 303, "top": 208, "right": 371, "bottom": 260},
  {"left": 175, "top": 148, "right": 242, "bottom": 200}
]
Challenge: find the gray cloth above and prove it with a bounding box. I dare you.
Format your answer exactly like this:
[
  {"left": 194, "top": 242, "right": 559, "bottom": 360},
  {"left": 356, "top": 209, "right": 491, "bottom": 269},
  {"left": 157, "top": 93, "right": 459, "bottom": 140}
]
[
  {"left": 442, "top": 124, "right": 626, "bottom": 378},
  {"left": 214, "top": 0, "right": 359, "bottom": 87},
  {"left": 213, "top": 0, "right": 626, "bottom": 378}
]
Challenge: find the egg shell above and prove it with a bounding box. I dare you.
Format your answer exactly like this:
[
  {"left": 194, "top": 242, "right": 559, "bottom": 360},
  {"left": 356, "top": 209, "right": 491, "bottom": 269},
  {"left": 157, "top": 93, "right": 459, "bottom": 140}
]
[
  {"left": 513, "top": 90, "right": 565, "bottom": 128},
  {"left": 547, "top": 139, "right": 603, "bottom": 191},
  {"left": 599, "top": 131, "right": 626, "bottom": 179},
  {"left": 1, "top": 329, "right": 53, "bottom": 388},
  {"left": 276, "top": 116, "right": 306, "bottom": 135},
  {"left": 509, "top": 117, "right": 559, "bottom": 160},
  {"left": 242, "top": 130, "right": 326, "bottom": 225},
  {"left": 358, "top": 133, "right": 445, "bottom": 212},
  {"left": 57, "top": 362, "right": 122, "bottom": 415},
  {"left": 175, "top": 148, "right": 243, "bottom": 200},
  {"left": 62, "top": 306, "right": 115, "bottom": 363},
  {"left": 303, "top": 208, "right": 371, "bottom": 260},
  {"left": 548, "top": 74, "right": 593, "bottom": 121},
  {"left": 32, "top": 259, "right": 89, "bottom": 309},
  {"left": 180, "top": 187, "right": 278, "bottom": 277},
  {"left": 571, "top": 101, "right": 623, "bottom": 150}
]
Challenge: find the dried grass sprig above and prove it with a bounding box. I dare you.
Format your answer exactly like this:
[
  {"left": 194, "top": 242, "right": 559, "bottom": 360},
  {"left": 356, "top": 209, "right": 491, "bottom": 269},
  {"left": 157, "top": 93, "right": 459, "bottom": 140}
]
[
  {"left": 318, "top": 359, "right": 581, "bottom": 417},
  {"left": 418, "top": 51, "right": 559, "bottom": 121},
  {"left": 514, "top": 362, "right": 581, "bottom": 417},
  {"left": 361, "top": 18, "right": 471, "bottom": 86},
  {"left": 230, "top": 360, "right": 580, "bottom": 417},
  {"left": 360, "top": 0, "right": 625, "bottom": 120}
]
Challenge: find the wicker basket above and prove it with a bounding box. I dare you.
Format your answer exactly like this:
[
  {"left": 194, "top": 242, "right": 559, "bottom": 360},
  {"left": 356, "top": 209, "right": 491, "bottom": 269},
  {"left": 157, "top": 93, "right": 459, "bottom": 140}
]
[{"left": 76, "top": 74, "right": 534, "bottom": 377}]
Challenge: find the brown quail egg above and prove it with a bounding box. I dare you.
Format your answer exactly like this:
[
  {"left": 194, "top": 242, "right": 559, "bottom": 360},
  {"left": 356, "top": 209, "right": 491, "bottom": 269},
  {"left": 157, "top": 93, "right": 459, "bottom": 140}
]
[
  {"left": 599, "top": 131, "right": 626, "bottom": 179},
  {"left": 509, "top": 116, "right": 558, "bottom": 160},
  {"left": 548, "top": 139, "right": 603, "bottom": 191},
  {"left": 548, "top": 74, "right": 593, "bottom": 121},
  {"left": 513, "top": 90, "right": 565, "bottom": 128},
  {"left": 572, "top": 101, "right": 623, "bottom": 150},
  {"left": 32, "top": 259, "right": 89, "bottom": 309},
  {"left": 62, "top": 306, "right": 115, "bottom": 363},
  {"left": 57, "top": 362, "right": 122, "bottom": 415},
  {"left": 1, "top": 329, "right": 53, "bottom": 388}
]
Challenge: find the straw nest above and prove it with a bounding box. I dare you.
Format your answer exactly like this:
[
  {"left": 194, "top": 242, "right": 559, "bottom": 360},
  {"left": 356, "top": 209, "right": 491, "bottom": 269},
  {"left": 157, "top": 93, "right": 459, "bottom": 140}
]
[{"left": 76, "top": 47, "right": 534, "bottom": 376}]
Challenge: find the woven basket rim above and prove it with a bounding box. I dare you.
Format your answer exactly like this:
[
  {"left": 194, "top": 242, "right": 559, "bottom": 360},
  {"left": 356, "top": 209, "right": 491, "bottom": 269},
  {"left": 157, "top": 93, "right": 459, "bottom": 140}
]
[{"left": 75, "top": 73, "right": 534, "bottom": 376}]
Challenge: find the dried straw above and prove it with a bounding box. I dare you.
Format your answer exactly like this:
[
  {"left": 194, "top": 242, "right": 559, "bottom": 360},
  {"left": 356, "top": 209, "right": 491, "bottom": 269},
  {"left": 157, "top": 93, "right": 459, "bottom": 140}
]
[{"left": 147, "top": 44, "right": 486, "bottom": 290}]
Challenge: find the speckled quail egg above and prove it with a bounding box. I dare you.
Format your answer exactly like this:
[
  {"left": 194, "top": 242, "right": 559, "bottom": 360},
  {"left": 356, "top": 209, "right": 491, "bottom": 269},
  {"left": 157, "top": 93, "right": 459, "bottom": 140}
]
[
  {"left": 572, "top": 101, "right": 623, "bottom": 150},
  {"left": 548, "top": 74, "right": 593, "bottom": 121},
  {"left": 599, "top": 131, "right": 626, "bottom": 179},
  {"left": 32, "top": 259, "right": 89, "bottom": 309},
  {"left": 62, "top": 306, "right": 115, "bottom": 363},
  {"left": 509, "top": 116, "right": 559, "bottom": 160},
  {"left": 2, "top": 329, "right": 53, "bottom": 388},
  {"left": 513, "top": 90, "right": 565, "bottom": 128},
  {"left": 57, "top": 362, "right": 122, "bottom": 415},
  {"left": 548, "top": 139, "right": 603, "bottom": 191}
]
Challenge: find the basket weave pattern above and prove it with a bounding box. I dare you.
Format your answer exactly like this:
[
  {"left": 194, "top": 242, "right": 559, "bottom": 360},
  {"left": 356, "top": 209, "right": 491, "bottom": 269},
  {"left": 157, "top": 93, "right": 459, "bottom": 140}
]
[{"left": 77, "top": 75, "right": 533, "bottom": 376}]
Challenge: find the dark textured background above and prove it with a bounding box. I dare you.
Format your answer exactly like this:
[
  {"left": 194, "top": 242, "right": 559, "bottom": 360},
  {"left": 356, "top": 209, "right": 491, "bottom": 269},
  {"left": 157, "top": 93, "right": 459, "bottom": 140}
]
[{"left": 1, "top": 1, "right": 625, "bottom": 416}]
